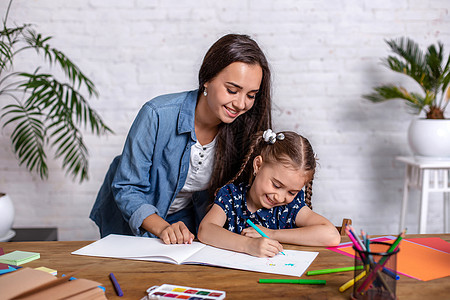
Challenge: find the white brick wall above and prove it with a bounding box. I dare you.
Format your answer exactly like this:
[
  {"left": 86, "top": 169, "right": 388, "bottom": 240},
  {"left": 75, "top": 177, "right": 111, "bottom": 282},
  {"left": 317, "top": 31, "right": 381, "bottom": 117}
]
[{"left": 1, "top": 0, "right": 449, "bottom": 240}]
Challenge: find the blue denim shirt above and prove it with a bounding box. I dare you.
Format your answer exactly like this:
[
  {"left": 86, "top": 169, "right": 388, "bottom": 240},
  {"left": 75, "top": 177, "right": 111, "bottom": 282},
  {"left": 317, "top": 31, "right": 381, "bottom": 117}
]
[{"left": 90, "top": 90, "right": 210, "bottom": 237}]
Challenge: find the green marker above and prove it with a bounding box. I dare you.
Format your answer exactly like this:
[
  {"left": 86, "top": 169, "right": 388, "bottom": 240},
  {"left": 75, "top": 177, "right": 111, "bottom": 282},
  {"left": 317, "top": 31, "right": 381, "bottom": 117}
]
[
  {"left": 259, "top": 279, "right": 326, "bottom": 285},
  {"left": 307, "top": 265, "right": 364, "bottom": 276}
]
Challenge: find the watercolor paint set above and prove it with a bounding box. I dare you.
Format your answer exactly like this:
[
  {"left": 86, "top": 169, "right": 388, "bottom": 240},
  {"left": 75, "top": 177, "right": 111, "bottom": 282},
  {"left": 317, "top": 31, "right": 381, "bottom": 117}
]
[{"left": 144, "top": 284, "right": 226, "bottom": 300}]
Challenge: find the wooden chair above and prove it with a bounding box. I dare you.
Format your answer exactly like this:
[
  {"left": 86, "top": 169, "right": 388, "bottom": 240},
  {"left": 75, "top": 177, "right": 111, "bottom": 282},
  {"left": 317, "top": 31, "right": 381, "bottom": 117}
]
[{"left": 336, "top": 218, "right": 352, "bottom": 236}]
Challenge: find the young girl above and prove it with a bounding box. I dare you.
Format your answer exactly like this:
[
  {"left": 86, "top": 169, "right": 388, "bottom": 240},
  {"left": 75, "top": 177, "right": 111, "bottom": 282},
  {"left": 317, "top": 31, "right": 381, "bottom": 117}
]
[{"left": 198, "top": 129, "right": 341, "bottom": 257}]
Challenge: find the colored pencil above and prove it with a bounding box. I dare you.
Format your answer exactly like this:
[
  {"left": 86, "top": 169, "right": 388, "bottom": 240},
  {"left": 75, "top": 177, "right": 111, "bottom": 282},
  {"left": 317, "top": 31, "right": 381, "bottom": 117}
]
[{"left": 259, "top": 279, "right": 326, "bottom": 285}]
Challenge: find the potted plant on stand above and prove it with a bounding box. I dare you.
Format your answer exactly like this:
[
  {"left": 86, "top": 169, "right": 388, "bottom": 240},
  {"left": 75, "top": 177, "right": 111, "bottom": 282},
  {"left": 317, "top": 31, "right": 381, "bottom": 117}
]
[
  {"left": 363, "top": 37, "right": 450, "bottom": 158},
  {"left": 0, "top": 0, "right": 112, "bottom": 241}
]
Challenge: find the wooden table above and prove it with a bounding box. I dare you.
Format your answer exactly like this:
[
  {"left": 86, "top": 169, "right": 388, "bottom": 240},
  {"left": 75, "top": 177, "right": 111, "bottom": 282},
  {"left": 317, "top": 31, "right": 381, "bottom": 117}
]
[{"left": 1, "top": 234, "right": 449, "bottom": 299}]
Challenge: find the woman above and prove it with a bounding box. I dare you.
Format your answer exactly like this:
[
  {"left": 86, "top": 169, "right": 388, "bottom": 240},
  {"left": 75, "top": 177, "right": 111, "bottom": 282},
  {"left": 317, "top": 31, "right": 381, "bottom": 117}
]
[{"left": 90, "top": 34, "right": 272, "bottom": 244}]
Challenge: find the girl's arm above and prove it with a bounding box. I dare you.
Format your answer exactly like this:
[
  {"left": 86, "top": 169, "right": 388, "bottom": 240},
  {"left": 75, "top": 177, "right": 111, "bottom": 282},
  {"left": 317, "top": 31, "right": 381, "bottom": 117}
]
[
  {"left": 197, "top": 204, "right": 284, "bottom": 257},
  {"left": 242, "top": 206, "right": 341, "bottom": 246}
]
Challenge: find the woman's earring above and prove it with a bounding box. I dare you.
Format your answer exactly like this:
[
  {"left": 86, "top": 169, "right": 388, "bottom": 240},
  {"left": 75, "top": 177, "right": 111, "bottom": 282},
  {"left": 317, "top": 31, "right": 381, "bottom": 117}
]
[{"left": 203, "top": 89, "right": 207, "bottom": 96}]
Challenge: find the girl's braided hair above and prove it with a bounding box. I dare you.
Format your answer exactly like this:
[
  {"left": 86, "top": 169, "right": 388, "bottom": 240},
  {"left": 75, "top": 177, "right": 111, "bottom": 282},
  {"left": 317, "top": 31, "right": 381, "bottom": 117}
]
[{"left": 218, "top": 130, "right": 316, "bottom": 209}]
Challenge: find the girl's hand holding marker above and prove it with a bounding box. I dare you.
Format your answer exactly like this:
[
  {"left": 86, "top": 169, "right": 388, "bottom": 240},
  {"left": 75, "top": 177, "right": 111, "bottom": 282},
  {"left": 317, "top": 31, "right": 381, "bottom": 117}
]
[{"left": 246, "top": 219, "right": 285, "bottom": 255}]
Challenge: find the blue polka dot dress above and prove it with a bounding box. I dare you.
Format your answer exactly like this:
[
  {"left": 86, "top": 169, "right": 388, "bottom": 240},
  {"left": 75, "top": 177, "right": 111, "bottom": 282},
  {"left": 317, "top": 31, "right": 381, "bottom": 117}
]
[{"left": 214, "top": 182, "right": 306, "bottom": 233}]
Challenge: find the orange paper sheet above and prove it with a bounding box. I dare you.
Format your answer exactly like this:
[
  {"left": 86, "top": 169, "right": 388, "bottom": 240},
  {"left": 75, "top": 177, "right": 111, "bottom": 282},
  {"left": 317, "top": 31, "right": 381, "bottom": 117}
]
[
  {"left": 406, "top": 237, "right": 450, "bottom": 253},
  {"left": 338, "top": 240, "right": 450, "bottom": 281}
]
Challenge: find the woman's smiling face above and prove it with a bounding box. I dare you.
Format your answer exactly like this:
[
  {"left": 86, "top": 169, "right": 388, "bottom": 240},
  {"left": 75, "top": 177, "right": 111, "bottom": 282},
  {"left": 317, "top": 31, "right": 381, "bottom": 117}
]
[{"left": 202, "top": 61, "right": 263, "bottom": 124}]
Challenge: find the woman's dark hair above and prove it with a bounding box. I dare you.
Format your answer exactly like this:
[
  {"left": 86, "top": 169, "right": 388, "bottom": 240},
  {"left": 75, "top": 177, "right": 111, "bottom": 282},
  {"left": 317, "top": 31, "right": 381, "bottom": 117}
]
[
  {"left": 222, "top": 131, "right": 316, "bottom": 209},
  {"left": 199, "top": 34, "right": 272, "bottom": 201}
]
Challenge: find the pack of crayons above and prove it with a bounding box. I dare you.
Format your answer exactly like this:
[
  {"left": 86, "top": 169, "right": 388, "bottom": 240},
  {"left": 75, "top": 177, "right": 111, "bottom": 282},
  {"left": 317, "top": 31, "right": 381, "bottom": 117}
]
[{"left": 144, "top": 284, "right": 226, "bottom": 300}]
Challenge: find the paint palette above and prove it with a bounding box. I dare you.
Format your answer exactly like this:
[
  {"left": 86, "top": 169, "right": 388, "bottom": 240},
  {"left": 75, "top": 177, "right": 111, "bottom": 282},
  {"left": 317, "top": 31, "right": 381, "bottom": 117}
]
[{"left": 145, "top": 284, "right": 226, "bottom": 300}]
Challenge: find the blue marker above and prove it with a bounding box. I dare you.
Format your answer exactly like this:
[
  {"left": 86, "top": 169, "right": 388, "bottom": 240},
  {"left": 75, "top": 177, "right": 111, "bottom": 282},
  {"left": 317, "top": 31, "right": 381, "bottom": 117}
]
[
  {"left": 109, "top": 273, "right": 123, "bottom": 297},
  {"left": 246, "top": 219, "right": 285, "bottom": 255}
]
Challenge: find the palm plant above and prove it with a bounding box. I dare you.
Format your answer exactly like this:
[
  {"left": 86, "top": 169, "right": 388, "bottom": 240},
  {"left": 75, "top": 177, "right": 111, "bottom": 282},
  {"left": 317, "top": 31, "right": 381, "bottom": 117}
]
[
  {"left": 363, "top": 37, "right": 450, "bottom": 119},
  {"left": 0, "top": 0, "right": 112, "bottom": 182}
]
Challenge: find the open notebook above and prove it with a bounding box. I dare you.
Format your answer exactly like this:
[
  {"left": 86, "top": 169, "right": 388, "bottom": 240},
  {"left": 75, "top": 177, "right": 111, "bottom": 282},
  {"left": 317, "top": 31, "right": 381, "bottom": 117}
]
[{"left": 72, "top": 234, "right": 318, "bottom": 277}]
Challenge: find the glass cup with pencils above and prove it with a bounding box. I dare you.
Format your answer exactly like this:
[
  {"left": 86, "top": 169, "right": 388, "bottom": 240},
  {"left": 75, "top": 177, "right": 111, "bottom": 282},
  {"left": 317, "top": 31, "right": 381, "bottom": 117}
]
[{"left": 351, "top": 242, "right": 399, "bottom": 300}]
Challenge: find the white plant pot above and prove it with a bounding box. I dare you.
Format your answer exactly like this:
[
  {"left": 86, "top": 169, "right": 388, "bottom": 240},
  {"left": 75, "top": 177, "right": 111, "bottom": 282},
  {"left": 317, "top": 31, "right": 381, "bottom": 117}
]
[
  {"left": 0, "top": 193, "right": 15, "bottom": 241},
  {"left": 407, "top": 119, "right": 450, "bottom": 158}
]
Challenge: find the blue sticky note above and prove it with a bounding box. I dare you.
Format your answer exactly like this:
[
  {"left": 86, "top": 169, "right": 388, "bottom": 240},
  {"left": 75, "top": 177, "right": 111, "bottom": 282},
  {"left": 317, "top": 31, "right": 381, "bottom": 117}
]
[{"left": 0, "top": 266, "right": 17, "bottom": 275}]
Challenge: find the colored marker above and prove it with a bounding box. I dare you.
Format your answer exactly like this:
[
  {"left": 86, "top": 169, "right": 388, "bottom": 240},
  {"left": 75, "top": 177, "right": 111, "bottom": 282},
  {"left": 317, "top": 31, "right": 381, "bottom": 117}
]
[
  {"left": 349, "top": 226, "right": 366, "bottom": 251},
  {"left": 259, "top": 279, "right": 326, "bottom": 285},
  {"left": 381, "top": 229, "right": 406, "bottom": 264},
  {"left": 246, "top": 219, "right": 285, "bottom": 255},
  {"left": 345, "top": 227, "right": 363, "bottom": 252},
  {"left": 109, "top": 272, "right": 123, "bottom": 297},
  {"left": 339, "top": 270, "right": 367, "bottom": 292},
  {"left": 307, "top": 265, "right": 363, "bottom": 276},
  {"left": 357, "top": 229, "right": 406, "bottom": 294}
]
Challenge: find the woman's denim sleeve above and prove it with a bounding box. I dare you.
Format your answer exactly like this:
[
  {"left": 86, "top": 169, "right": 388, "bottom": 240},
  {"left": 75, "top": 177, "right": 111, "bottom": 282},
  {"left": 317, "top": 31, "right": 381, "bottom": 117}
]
[{"left": 111, "top": 104, "right": 160, "bottom": 236}]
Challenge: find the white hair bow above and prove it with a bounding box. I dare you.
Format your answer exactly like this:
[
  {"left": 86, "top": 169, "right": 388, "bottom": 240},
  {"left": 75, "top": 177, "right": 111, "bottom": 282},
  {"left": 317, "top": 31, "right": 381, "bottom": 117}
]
[{"left": 263, "top": 129, "right": 284, "bottom": 144}]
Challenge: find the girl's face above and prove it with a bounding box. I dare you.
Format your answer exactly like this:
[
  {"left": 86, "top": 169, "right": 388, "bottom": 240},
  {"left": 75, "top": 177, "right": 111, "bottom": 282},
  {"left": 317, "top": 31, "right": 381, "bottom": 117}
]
[
  {"left": 201, "top": 62, "right": 263, "bottom": 125},
  {"left": 247, "top": 156, "right": 310, "bottom": 212}
]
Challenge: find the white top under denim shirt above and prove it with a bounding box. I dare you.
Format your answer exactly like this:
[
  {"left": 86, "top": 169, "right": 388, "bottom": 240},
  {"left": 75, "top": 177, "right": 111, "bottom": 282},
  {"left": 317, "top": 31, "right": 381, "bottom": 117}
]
[
  {"left": 90, "top": 90, "right": 212, "bottom": 238},
  {"left": 168, "top": 138, "right": 216, "bottom": 214}
]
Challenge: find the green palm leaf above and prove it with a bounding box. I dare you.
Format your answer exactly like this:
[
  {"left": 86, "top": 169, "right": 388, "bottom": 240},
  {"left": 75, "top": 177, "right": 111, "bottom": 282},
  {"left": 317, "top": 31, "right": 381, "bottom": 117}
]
[
  {"left": 425, "top": 43, "right": 443, "bottom": 84},
  {"left": 0, "top": 40, "right": 13, "bottom": 70},
  {"left": 365, "top": 37, "right": 449, "bottom": 119},
  {"left": 384, "top": 38, "right": 431, "bottom": 91},
  {"left": 3, "top": 72, "right": 112, "bottom": 182},
  {"left": 0, "top": 1, "right": 112, "bottom": 182},
  {"left": 51, "top": 122, "right": 89, "bottom": 182},
  {"left": 22, "top": 29, "right": 97, "bottom": 97},
  {"left": 363, "top": 84, "right": 426, "bottom": 114},
  {"left": 1, "top": 103, "right": 48, "bottom": 178},
  {"left": 18, "top": 72, "right": 111, "bottom": 135}
]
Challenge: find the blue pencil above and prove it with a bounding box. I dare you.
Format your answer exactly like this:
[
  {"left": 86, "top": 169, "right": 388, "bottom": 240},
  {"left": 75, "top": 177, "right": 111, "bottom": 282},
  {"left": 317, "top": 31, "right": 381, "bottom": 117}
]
[{"left": 246, "top": 219, "right": 285, "bottom": 255}]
